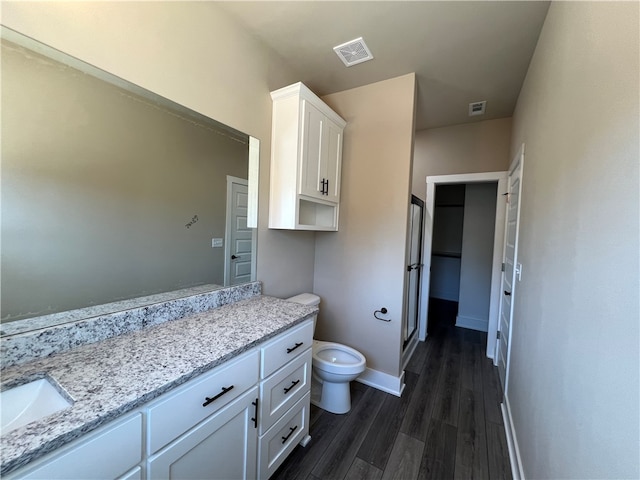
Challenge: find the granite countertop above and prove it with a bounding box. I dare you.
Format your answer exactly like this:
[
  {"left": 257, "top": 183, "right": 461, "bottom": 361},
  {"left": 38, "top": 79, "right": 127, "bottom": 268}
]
[{"left": 0, "top": 295, "right": 318, "bottom": 475}]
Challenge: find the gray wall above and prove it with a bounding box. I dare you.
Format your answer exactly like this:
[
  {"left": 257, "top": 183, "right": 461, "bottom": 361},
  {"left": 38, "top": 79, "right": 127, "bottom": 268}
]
[
  {"left": 412, "top": 117, "right": 512, "bottom": 201},
  {"left": 315, "top": 74, "right": 416, "bottom": 379},
  {"left": 508, "top": 2, "right": 639, "bottom": 478},
  {"left": 457, "top": 183, "right": 497, "bottom": 331}
]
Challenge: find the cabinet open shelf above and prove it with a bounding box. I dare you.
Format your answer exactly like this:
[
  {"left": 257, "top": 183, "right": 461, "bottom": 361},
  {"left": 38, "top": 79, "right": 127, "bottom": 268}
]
[{"left": 298, "top": 199, "right": 338, "bottom": 230}]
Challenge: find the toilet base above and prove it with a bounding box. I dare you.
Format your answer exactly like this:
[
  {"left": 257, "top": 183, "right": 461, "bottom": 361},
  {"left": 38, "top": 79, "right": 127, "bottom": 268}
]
[{"left": 311, "top": 373, "right": 352, "bottom": 414}]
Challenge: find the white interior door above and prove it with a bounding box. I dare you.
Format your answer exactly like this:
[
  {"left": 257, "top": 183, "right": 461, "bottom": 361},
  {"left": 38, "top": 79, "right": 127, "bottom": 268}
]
[
  {"left": 225, "top": 177, "right": 254, "bottom": 286},
  {"left": 497, "top": 145, "right": 524, "bottom": 393}
]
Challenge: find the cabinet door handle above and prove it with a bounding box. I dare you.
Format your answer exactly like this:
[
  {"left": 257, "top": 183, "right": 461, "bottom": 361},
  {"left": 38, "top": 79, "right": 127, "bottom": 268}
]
[
  {"left": 202, "top": 385, "right": 234, "bottom": 407},
  {"left": 286, "top": 342, "right": 304, "bottom": 354},
  {"left": 283, "top": 379, "right": 300, "bottom": 394},
  {"left": 319, "top": 178, "right": 328, "bottom": 195},
  {"left": 251, "top": 398, "right": 258, "bottom": 428},
  {"left": 281, "top": 425, "right": 298, "bottom": 444}
]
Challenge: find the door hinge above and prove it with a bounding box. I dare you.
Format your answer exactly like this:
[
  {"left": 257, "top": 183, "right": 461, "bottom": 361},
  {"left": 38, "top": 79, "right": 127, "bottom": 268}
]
[
  {"left": 501, "top": 262, "right": 505, "bottom": 272},
  {"left": 496, "top": 331, "right": 501, "bottom": 339}
]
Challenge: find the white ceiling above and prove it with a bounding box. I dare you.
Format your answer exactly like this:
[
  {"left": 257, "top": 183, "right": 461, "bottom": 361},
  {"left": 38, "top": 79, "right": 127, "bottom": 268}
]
[{"left": 217, "top": 1, "right": 550, "bottom": 131}]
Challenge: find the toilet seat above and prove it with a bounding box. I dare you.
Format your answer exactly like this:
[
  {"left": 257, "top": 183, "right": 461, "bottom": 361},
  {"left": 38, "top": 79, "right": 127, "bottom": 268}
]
[{"left": 312, "top": 341, "right": 366, "bottom": 376}]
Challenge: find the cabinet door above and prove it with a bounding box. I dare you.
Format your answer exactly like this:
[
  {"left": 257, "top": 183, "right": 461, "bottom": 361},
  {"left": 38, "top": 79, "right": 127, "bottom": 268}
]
[
  {"left": 148, "top": 387, "right": 258, "bottom": 480},
  {"left": 323, "top": 120, "right": 343, "bottom": 203},
  {"left": 299, "top": 100, "right": 325, "bottom": 200}
]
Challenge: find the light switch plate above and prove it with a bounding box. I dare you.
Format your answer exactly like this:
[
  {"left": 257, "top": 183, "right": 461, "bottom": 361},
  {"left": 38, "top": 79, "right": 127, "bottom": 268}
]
[{"left": 212, "top": 238, "right": 223, "bottom": 248}]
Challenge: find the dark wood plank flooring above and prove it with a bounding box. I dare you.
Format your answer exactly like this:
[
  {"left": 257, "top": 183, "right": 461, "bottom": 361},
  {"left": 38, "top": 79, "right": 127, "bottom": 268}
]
[{"left": 271, "top": 299, "right": 512, "bottom": 480}]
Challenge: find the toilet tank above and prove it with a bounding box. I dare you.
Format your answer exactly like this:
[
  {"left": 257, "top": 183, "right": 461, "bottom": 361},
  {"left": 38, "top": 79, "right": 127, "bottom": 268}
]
[
  {"left": 286, "top": 293, "right": 320, "bottom": 307},
  {"left": 286, "top": 293, "right": 320, "bottom": 334}
]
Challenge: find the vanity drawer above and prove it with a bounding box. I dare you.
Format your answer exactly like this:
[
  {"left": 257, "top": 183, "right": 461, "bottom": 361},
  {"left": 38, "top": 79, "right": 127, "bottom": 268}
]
[
  {"left": 258, "top": 392, "right": 310, "bottom": 479},
  {"left": 147, "top": 349, "right": 259, "bottom": 454},
  {"left": 259, "top": 348, "right": 311, "bottom": 434},
  {"left": 261, "top": 320, "right": 313, "bottom": 378}
]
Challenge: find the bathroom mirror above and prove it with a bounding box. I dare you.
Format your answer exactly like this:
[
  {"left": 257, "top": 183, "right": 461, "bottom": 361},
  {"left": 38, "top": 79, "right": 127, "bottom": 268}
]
[{"left": 0, "top": 27, "right": 259, "bottom": 330}]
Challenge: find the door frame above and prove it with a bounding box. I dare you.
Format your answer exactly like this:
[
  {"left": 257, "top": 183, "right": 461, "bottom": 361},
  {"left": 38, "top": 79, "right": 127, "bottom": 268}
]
[
  {"left": 497, "top": 143, "right": 525, "bottom": 390},
  {"left": 224, "top": 176, "right": 257, "bottom": 286},
  {"left": 402, "top": 195, "right": 425, "bottom": 366},
  {"left": 419, "top": 171, "right": 508, "bottom": 361}
]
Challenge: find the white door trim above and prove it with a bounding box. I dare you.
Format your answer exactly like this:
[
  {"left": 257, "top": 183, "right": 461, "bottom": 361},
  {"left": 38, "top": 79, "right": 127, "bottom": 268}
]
[
  {"left": 420, "top": 171, "right": 508, "bottom": 361},
  {"left": 497, "top": 143, "right": 525, "bottom": 387}
]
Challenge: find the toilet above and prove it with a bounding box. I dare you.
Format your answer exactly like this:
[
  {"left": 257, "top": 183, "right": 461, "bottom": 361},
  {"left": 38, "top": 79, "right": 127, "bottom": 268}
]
[{"left": 286, "top": 293, "right": 366, "bottom": 414}]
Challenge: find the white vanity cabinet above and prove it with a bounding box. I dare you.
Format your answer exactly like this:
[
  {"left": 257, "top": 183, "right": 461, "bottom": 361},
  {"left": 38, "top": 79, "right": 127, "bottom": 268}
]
[
  {"left": 5, "top": 319, "right": 314, "bottom": 480},
  {"left": 257, "top": 320, "right": 313, "bottom": 479},
  {"left": 269, "top": 82, "right": 346, "bottom": 231}
]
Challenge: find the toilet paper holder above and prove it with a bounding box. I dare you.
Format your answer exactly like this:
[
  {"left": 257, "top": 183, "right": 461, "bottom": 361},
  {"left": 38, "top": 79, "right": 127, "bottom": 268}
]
[{"left": 374, "top": 308, "right": 391, "bottom": 322}]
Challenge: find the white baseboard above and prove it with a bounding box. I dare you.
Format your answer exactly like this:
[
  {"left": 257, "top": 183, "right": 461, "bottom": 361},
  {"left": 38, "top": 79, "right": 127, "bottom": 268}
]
[
  {"left": 455, "top": 314, "right": 488, "bottom": 332},
  {"left": 501, "top": 395, "right": 525, "bottom": 480},
  {"left": 356, "top": 367, "right": 404, "bottom": 397}
]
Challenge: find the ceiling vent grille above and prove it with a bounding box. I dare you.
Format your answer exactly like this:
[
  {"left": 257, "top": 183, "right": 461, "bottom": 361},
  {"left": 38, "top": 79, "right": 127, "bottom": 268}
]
[
  {"left": 333, "top": 37, "right": 374, "bottom": 67},
  {"left": 469, "top": 101, "right": 487, "bottom": 116}
]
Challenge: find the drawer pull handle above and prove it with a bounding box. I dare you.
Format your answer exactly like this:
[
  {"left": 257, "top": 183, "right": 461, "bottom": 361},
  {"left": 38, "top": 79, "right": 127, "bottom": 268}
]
[
  {"left": 251, "top": 398, "right": 258, "bottom": 429},
  {"left": 281, "top": 425, "right": 298, "bottom": 444},
  {"left": 203, "top": 385, "right": 234, "bottom": 407},
  {"left": 283, "top": 379, "right": 300, "bottom": 394},
  {"left": 286, "top": 342, "right": 304, "bottom": 354}
]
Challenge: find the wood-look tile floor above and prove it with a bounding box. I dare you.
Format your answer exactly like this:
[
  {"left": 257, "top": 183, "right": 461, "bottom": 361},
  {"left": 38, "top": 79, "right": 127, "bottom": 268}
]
[{"left": 271, "top": 302, "right": 513, "bottom": 480}]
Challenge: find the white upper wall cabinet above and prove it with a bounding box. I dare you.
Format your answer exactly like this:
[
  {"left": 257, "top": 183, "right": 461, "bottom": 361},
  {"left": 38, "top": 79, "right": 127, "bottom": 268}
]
[{"left": 269, "top": 82, "right": 346, "bottom": 231}]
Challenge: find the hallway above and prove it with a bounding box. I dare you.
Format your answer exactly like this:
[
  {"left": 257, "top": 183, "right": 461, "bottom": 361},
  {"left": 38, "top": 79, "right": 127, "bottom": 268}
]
[{"left": 272, "top": 303, "right": 512, "bottom": 479}]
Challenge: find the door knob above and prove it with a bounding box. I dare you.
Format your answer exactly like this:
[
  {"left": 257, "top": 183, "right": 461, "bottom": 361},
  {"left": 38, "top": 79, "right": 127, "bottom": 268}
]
[
  {"left": 504, "top": 290, "right": 511, "bottom": 296},
  {"left": 231, "top": 255, "right": 239, "bottom": 260}
]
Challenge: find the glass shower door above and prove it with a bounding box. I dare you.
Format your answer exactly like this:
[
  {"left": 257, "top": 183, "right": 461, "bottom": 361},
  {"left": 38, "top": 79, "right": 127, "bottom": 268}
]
[{"left": 404, "top": 195, "right": 424, "bottom": 349}]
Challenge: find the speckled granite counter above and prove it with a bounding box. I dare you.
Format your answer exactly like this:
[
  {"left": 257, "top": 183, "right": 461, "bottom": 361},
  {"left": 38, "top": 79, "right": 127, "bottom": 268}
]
[
  {"left": 1, "top": 282, "right": 262, "bottom": 369},
  {"left": 0, "top": 295, "right": 318, "bottom": 475}
]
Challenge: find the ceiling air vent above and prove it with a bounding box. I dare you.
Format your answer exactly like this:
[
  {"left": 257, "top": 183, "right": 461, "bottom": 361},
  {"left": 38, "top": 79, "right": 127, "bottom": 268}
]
[
  {"left": 469, "top": 101, "right": 487, "bottom": 116},
  {"left": 333, "top": 37, "right": 374, "bottom": 67}
]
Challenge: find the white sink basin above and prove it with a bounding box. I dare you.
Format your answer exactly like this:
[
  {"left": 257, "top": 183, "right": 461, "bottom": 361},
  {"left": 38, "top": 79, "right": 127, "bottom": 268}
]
[{"left": 1, "top": 378, "right": 72, "bottom": 434}]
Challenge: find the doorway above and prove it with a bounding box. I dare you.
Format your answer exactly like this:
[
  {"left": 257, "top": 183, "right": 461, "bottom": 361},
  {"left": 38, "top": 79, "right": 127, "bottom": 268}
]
[
  {"left": 429, "top": 182, "right": 499, "bottom": 333},
  {"left": 419, "top": 172, "right": 508, "bottom": 361}
]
